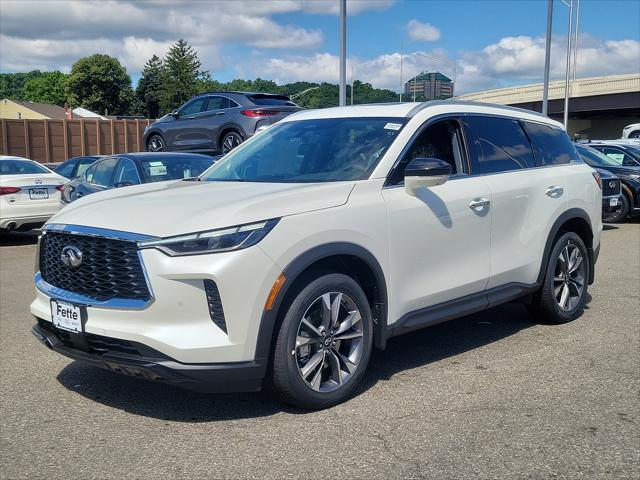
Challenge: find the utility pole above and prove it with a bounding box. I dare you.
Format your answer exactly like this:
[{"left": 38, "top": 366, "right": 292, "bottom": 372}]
[
  {"left": 542, "top": 0, "right": 553, "bottom": 116},
  {"left": 572, "top": 0, "right": 580, "bottom": 84},
  {"left": 339, "top": 0, "right": 347, "bottom": 106},
  {"left": 563, "top": 0, "right": 574, "bottom": 128},
  {"left": 399, "top": 42, "right": 404, "bottom": 102}
]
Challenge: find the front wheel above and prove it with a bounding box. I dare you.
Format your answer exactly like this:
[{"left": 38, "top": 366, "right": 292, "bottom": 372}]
[
  {"left": 529, "top": 232, "right": 589, "bottom": 324},
  {"left": 271, "top": 273, "right": 373, "bottom": 409}
]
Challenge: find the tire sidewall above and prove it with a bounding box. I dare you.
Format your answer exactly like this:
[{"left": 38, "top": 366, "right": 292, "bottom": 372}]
[
  {"left": 543, "top": 232, "right": 589, "bottom": 322},
  {"left": 273, "top": 273, "right": 373, "bottom": 409},
  {"left": 147, "top": 134, "right": 165, "bottom": 152}
]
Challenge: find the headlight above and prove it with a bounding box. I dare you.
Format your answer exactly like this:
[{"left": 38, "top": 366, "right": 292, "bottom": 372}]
[
  {"left": 628, "top": 174, "right": 640, "bottom": 181},
  {"left": 139, "top": 219, "right": 279, "bottom": 256}
]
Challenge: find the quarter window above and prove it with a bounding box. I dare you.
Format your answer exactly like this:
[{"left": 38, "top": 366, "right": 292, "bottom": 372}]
[
  {"left": 465, "top": 116, "right": 535, "bottom": 174},
  {"left": 524, "top": 121, "right": 580, "bottom": 166},
  {"left": 87, "top": 158, "right": 118, "bottom": 187}
]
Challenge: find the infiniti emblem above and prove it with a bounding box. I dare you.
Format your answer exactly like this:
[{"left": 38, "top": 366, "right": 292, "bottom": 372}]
[
  {"left": 35, "top": 179, "right": 43, "bottom": 184},
  {"left": 608, "top": 181, "right": 616, "bottom": 188},
  {"left": 60, "top": 246, "right": 83, "bottom": 268}
]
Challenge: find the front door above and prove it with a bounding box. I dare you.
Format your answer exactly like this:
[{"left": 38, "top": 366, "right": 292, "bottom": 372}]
[{"left": 382, "top": 118, "right": 492, "bottom": 323}]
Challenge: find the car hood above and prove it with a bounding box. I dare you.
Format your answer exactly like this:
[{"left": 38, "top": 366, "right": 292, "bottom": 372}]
[
  {"left": 594, "top": 168, "right": 616, "bottom": 179},
  {"left": 49, "top": 180, "right": 356, "bottom": 238}
]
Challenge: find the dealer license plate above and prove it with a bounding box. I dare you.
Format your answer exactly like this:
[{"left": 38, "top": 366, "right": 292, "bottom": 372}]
[
  {"left": 51, "top": 300, "right": 83, "bottom": 333},
  {"left": 29, "top": 188, "right": 49, "bottom": 200}
]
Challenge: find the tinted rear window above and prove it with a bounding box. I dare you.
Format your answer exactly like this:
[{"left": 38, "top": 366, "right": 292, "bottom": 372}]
[
  {"left": 139, "top": 155, "right": 213, "bottom": 182},
  {"left": 465, "top": 116, "right": 535, "bottom": 174},
  {"left": 0, "top": 159, "right": 49, "bottom": 175},
  {"left": 524, "top": 122, "right": 580, "bottom": 166},
  {"left": 248, "top": 95, "right": 296, "bottom": 106}
]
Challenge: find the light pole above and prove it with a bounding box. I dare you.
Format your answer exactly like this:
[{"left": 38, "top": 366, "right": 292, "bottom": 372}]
[
  {"left": 339, "top": 0, "right": 347, "bottom": 106},
  {"left": 542, "top": 0, "right": 553, "bottom": 116},
  {"left": 399, "top": 41, "right": 404, "bottom": 102},
  {"left": 572, "top": 0, "right": 580, "bottom": 84},
  {"left": 562, "top": 0, "right": 574, "bottom": 129}
]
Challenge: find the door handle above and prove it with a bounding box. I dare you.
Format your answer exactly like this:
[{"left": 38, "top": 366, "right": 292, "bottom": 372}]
[
  {"left": 545, "top": 186, "right": 564, "bottom": 198},
  {"left": 214, "top": 111, "right": 226, "bottom": 116},
  {"left": 469, "top": 198, "right": 490, "bottom": 209}
]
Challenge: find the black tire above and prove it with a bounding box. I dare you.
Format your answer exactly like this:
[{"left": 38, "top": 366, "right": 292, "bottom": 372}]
[
  {"left": 146, "top": 134, "right": 165, "bottom": 152},
  {"left": 602, "top": 193, "right": 629, "bottom": 224},
  {"left": 529, "top": 231, "right": 589, "bottom": 324},
  {"left": 271, "top": 273, "right": 373, "bottom": 409},
  {"left": 220, "top": 131, "right": 243, "bottom": 154}
]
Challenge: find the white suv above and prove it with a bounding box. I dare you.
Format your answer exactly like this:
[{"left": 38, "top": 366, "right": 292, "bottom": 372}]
[{"left": 31, "top": 101, "right": 602, "bottom": 409}]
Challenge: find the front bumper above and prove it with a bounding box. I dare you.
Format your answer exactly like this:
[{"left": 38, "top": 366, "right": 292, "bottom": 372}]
[
  {"left": 601, "top": 194, "right": 622, "bottom": 214},
  {"left": 32, "top": 321, "right": 266, "bottom": 392}
]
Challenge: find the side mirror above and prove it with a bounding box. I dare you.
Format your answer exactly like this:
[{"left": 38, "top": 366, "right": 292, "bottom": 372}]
[
  {"left": 404, "top": 158, "right": 451, "bottom": 197},
  {"left": 171, "top": 109, "right": 179, "bottom": 118}
]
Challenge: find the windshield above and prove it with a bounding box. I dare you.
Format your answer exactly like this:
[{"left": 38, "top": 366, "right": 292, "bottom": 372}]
[
  {"left": 0, "top": 159, "right": 50, "bottom": 175},
  {"left": 139, "top": 155, "right": 213, "bottom": 183},
  {"left": 202, "top": 117, "right": 406, "bottom": 183},
  {"left": 575, "top": 145, "right": 620, "bottom": 167}
]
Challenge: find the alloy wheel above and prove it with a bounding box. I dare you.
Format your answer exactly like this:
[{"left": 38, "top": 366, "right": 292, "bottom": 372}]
[
  {"left": 553, "top": 242, "right": 586, "bottom": 311},
  {"left": 295, "top": 292, "right": 364, "bottom": 392},
  {"left": 148, "top": 135, "right": 165, "bottom": 152},
  {"left": 222, "top": 133, "right": 241, "bottom": 153}
]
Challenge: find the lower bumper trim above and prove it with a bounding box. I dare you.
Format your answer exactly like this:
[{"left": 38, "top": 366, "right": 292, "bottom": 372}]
[{"left": 32, "top": 322, "right": 266, "bottom": 393}]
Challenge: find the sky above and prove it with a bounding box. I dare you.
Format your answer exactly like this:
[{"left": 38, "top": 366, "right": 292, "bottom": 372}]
[{"left": 0, "top": 0, "right": 638, "bottom": 95}]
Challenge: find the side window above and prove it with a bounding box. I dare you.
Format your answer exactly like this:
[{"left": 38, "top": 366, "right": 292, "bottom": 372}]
[
  {"left": 387, "top": 119, "right": 466, "bottom": 186},
  {"left": 204, "top": 96, "right": 224, "bottom": 111},
  {"left": 178, "top": 98, "right": 206, "bottom": 116},
  {"left": 465, "top": 116, "right": 535, "bottom": 174},
  {"left": 55, "top": 160, "right": 76, "bottom": 178},
  {"left": 597, "top": 147, "right": 636, "bottom": 166},
  {"left": 524, "top": 121, "right": 580, "bottom": 166},
  {"left": 77, "top": 156, "right": 97, "bottom": 177},
  {"left": 113, "top": 158, "right": 141, "bottom": 185},
  {"left": 88, "top": 158, "right": 118, "bottom": 187}
]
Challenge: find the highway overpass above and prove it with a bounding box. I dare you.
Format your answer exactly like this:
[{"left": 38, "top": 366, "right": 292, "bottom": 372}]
[{"left": 458, "top": 74, "right": 640, "bottom": 139}]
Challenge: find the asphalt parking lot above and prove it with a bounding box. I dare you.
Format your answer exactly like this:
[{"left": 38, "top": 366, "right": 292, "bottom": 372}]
[{"left": 1, "top": 222, "right": 638, "bottom": 480}]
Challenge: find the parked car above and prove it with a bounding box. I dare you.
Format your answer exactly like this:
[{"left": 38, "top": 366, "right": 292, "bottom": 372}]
[
  {"left": 60, "top": 152, "right": 216, "bottom": 205},
  {"left": 143, "top": 91, "right": 303, "bottom": 155},
  {"left": 579, "top": 142, "right": 640, "bottom": 219},
  {"left": 54, "top": 155, "right": 102, "bottom": 179},
  {"left": 622, "top": 123, "right": 640, "bottom": 139},
  {"left": 0, "top": 156, "right": 66, "bottom": 233},
  {"left": 31, "top": 101, "right": 602, "bottom": 409},
  {"left": 574, "top": 145, "right": 624, "bottom": 222}
]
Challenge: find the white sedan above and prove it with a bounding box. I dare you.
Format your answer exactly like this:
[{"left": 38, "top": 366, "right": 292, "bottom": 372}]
[{"left": 0, "top": 156, "right": 66, "bottom": 233}]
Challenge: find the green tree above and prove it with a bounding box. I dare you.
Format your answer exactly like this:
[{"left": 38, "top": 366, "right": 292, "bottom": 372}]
[
  {"left": 0, "top": 71, "right": 44, "bottom": 100},
  {"left": 66, "top": 54, "right": 133, "bottom": 116},
  {"left": 160, "top": 39, "right": 203, "bottom": 112},
  {"left": 22, "top": 71, "right": 68, "bottom": 105},
  {"left": 136, "top": 55, "right": 164, "bottom": 118}
]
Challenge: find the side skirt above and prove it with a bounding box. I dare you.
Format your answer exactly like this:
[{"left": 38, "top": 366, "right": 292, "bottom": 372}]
[{"left": 388, "top": 283, "right": 539, "bottom": 338}]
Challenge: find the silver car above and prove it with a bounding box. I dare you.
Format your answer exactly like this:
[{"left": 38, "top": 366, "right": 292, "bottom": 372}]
[{"left": 143, "top": 91, "right": 303, "bottom": 155}]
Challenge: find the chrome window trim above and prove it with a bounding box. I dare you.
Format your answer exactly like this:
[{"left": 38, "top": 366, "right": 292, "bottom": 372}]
[{"left": 38, "top": 224, "right": 157, "bottom": 310}]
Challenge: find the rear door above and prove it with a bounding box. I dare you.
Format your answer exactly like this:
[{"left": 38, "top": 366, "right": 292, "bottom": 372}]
[{"left": 464, "top": 116, "right": 570, "bottom": 289}]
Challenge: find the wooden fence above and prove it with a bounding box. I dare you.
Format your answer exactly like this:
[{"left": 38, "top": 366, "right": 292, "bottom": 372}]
[{"left": 0, "top": 118, "right": 153, "bottom": 164}]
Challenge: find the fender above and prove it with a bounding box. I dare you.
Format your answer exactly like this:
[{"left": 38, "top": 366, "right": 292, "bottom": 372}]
[
  {"left": 217, "top": 123, "right": 247, "bottom": 145},
  {"left": 536, "top": 207, "right": 596, "bottom": 286},
  {"left": 254, "top": 242, "right": 389, "bottom": 364}
]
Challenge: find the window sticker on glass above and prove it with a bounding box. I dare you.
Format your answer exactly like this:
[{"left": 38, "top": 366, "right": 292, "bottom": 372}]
[
  {"left": 384, "top": 122, "right": 403, "bottom": 131},
  {"left": 183, "top": 169, "right": 191, "bottom": 178},
  {"left": 149, "top": 164, "right": 167, "bottom": 176}
]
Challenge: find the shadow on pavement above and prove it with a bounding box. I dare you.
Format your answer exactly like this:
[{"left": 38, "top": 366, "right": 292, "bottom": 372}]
[
  {"left": 0, "top": 231, "right": 40, "bottom": 247},
  {"left": 57, "top": 302, "right": 542, "bottom": 421}
]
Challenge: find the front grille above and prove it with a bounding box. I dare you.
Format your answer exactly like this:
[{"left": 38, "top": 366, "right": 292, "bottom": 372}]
[
  {"left": 40, "top": 231, "right": 151, "bottom": 302},
  {"left": 603, "top": 178, "right": 621, "bottom": 197}
]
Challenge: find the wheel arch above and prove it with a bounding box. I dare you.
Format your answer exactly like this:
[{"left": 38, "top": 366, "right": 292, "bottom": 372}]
[
  {"left": 217, "top": 124, "right": 246, "bottom": 148},
  {"left": 255, "top": 242, "right": 389, "bottom": 365},
  {"left": 537, "top": 208, "right": 596, "bottom": 286},
  {"left": 144, "top": 130, "right": 165, "bottom": 150}
]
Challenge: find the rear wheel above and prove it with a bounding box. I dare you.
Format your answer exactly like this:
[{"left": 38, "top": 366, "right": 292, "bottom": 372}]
[
  {"left": 220, "top": 131, "right": 243, "bottom": 154},
  {"left": 530, "top": 232, "right": 589, "bottom": 324},
  {"left": 271, "top": 273, "right": 373, "bottom": 409},
  {"left": 629, "top": 131, "right": 640, "bottom": 139},
  {"left": 147, "top": 134, "right": 165, "bottom": 152}
]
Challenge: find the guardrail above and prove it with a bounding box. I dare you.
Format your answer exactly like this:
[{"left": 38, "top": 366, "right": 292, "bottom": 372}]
[{"left": 0, "top": 118, "right": 152, "bottom": 163}]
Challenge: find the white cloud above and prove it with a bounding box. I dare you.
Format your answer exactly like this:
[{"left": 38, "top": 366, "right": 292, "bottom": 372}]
[{"left": 407, "top": 20, "right": 441, "bottom": 42}]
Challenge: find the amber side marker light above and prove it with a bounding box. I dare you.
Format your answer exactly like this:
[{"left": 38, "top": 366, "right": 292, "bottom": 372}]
[
  {"left": 264, "top": 273, "right": 286, "bottom": 311},
  {"left": 592, "top": 171, "right": 602, "bottom": 189}
]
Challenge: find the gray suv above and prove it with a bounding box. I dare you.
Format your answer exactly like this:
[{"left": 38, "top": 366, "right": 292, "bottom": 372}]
[{"left": 143, "top": 92, "right": 303, "bottom": 155}]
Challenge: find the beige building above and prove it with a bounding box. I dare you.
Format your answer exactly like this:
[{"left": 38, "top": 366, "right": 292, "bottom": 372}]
[{"left": 0, "top": 99, "right": 70, "bottom": 120}]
